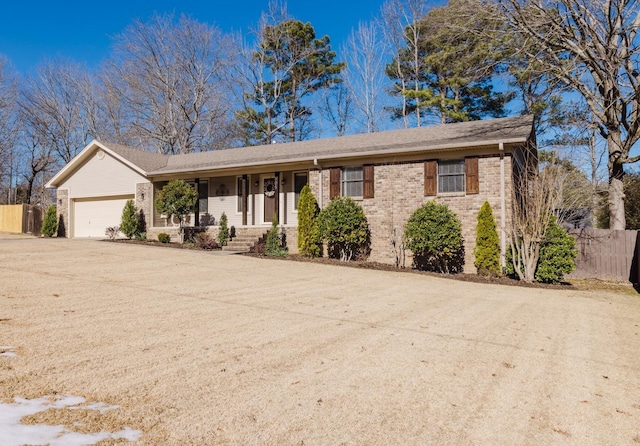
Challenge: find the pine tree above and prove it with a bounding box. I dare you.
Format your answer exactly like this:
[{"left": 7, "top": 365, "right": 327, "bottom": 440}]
[{"left": 474, "top": 201, "right": 501, "bottom": 276}]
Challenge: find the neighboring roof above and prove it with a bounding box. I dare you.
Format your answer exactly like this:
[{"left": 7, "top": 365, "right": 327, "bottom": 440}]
[
  {"left": 47, "top": 115, "right": 533, "bottom": 187},
  {"left": 153, "top": 115, "right": 534, "bottom": 175}
]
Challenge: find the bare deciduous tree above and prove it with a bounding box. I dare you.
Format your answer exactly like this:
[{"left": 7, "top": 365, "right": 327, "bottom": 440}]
[
  {"left": 15, "top": 125, "right": 55, "bottom": 204},
  {"left": 320, "top": 82, "right": 355, "bottom": 137},
  {"left": 107, "top": 13, "right": 234, "bottom": 154},
  {"left": 0, "top": 55, "right": 19, "bottom": 203},
  {"left": 19, "top": 58, "right": 96, "bottom": 164},
  {"left": 494, "top": 0, "right": 640, "bottom": 229},
  {"left": 380, "top": 0, "right": 431, "bottom": 127},
  {"left": 342, "top": 20, "right": 388, "bottom": 133},
  {"left": 510, "top": 150, "right": 583, "bottom": 282}
]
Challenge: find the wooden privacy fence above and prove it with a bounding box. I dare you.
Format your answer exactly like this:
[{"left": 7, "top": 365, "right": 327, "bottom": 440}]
[
  {"left": 0, "top": 204, "right": 44, "bottom": 236},
  {"left": 568, "top": 229, "right": 639, "bottom": 283}
]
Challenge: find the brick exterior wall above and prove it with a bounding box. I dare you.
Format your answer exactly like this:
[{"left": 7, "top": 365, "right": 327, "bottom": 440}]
[
  {"left": 135, "top": 182, "right": 153, "bottom": 234},
  {"left": 310, "top": 154, "right": 513, "bottom": 272},
  {"left": 56, "top": 189, "right": 69, "bottom": 238}
]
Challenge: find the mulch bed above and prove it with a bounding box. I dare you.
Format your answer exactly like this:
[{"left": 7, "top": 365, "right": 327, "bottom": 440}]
[
  {"left": 105, "top": 239, "right": 639, "bottom": 292},
  {"left": 242, "top": 252, "right": 573, "bottom": 290}
]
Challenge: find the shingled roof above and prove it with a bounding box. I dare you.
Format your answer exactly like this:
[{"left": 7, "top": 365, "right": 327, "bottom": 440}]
[
  {"left": 47, "top": 115, "right": 534, "bottom": 189},
  {"left": 104, "top": 142, "right": 170, "bottom": 172},
  {"left": 145, "top": 115, "right": 533, "bottom": 175}
]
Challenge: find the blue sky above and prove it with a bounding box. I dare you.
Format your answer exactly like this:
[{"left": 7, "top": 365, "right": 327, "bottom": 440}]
[{"left": 0, "top": 1, "right": 385, "bottom": 74}]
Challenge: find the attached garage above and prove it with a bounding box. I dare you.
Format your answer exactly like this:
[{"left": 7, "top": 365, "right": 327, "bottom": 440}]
[
  {"left": 72, "top": 196, "right": 133, "bottom": 238},
  {"left": 46, "top": 141, "right": 166, "bottom": 239}
]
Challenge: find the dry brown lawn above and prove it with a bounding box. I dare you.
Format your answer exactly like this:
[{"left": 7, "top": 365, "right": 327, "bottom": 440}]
[{"left": 1, "top": 233, "right": 639, "bottom": 445}]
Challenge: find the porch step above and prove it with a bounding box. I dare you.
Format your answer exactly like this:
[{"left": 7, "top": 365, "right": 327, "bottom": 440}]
[{"left": 221, "top": 229, "right": 268, "bottom": 252}]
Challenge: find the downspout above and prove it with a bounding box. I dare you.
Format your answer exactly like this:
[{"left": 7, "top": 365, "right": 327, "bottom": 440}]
[
  {"left": 499, "top": 142, "right": 506, "bottom": 270},
  {"left": 314, "top": 158, "right": 323, "bottom": 209}
]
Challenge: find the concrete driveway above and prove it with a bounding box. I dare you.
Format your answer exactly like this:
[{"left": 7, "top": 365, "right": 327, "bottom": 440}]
[{"left": 1, "top": 233, "right": 639, "bottom": 445}]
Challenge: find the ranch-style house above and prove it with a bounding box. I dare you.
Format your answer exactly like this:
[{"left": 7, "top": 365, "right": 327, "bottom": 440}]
[{"left": 46, "top": 115, "right": 536, "bottom": 271}]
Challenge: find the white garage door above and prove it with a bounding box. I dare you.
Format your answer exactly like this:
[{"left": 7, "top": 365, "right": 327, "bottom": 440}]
[{"left": 73, "top": 196, "right": 133, "bottom": 238}]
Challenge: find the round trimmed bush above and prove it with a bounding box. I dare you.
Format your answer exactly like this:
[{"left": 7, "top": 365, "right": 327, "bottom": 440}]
[
  {"left": 404, "top": 201, "right": 464, "bottom": 273},
  {"left": 535, "top": 215, "right": 577, "bottom": 283},
  {"left": 318, "top": 197, "right": 369, "bottom": 261},
  {"left": 158, "top": 233, "right": 171, "bottom": 244}
]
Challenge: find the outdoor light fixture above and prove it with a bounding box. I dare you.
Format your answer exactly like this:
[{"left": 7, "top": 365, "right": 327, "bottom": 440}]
[
  {"left": 254, "top": 180, "right": 259, "bottom": 187},
  {"left": 281, "top": 178, "right": 286, "bottom": 185}
]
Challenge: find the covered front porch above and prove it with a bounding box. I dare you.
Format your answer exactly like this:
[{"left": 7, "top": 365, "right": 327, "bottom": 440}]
[{"left": 141, "top": 169, "right": 308, "bottom": 248}]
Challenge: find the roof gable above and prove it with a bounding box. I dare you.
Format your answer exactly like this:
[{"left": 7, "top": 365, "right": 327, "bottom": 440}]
[{"left": 46, "top": 140, "right": 169, "bottom": 188}]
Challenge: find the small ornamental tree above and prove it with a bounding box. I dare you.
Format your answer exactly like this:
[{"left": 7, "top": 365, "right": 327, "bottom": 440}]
[
  {"left": 218, "top": 212, "right": 229, "bottom": 246},
  {"left": 41, "top": 205, "right": 58, "bottom": 237},
  {"left": 154, "top": 180, "right": 198, "bottom": 228},
  {"left": 404, "top": 201, "right": 464, "bottom": 273},
  {"left": 535, "top": 215, "right": 577, "bottom": 283},
  {"left": 296, "top": 184, "right": 321, "bottom": 257},
  {"left": 120, "top": 199, "right": 140, "bottom": 239},
  {"left": 318, "top": 197, "right": 370, "bottom": 261},
  {"left": 474, "top": 201, "right": 501, "bottom": 276}
]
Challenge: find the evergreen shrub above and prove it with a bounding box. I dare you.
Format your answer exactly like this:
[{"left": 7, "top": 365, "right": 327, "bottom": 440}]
[
  {"left": 535, "top": 215, "right": 577, "bottom": 283},
  {"left": 218, "top": 212, "right": 229, "bottom": 246},
  {"left": 158, "top": 233, "right": 171, "bottom": 243},
  {"left": 318, "top": 197, "right": 369, "bottom": 261},
  {"left": 474, "top": 201, "right": 501, "bottom": 276},
  {"left": 404, "top": 201, "right": 464, "bottom": 273},
  {"left": 42, "top": 206, "right": 58, "bottom": 237},
  {"left": 266, "top": 213, "right": 288, "bottom": 257},
  {"left": 120, "top": 199, "right": 140, "bottom": 239},
  {"left": 296, "top": 184, "right": 321, "bottom": 257}
]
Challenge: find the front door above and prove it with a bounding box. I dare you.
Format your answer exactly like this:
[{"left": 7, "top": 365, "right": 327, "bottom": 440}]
[{"left": 263, "top": 177, "right": 277, "bottom": 223}]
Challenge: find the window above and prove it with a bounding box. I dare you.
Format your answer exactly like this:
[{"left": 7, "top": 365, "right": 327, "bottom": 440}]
[
  {"left": 438, "top": 160, "right": 465, "bottom": 193},
  {"left": 342, "top": 167, "right": 363, "bottom": 197},
  {"left": 294, "top": 172, "right": 308, "bottom": 210}
]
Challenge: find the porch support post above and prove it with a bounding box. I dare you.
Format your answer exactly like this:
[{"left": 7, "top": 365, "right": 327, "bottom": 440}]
[
  {"left": 194, "top": 178, "right": 200, "bottom": 227},
  {"left": 242, "top": 174, "right": 248, "bottom": 226},
  {"left": 274, "top": 172, "right": 280, "bottom": 222}
]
